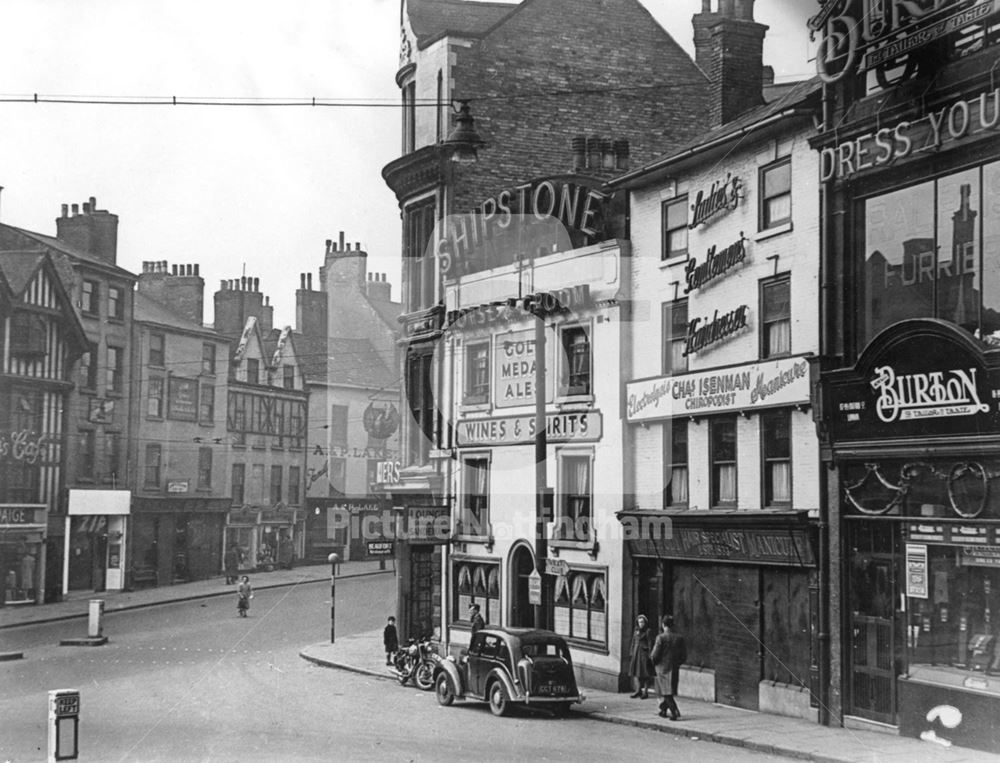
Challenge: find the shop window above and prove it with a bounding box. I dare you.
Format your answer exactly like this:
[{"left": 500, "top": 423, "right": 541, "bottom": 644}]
[
  {"left": 760, "top": 158, "right": 791, "bottom": 230},
  {"left": 664, "top": 421, "right": 688, "bottom": 508},
  {"left": 288, "top": 466, "right": 301, "bottom": 505},
  {"left": 454, "top": 562, "right": 500, "bottom": 626},
  {"left": 459, "top": 456, "right": 489, "bottom": 536},
  {"left": 270, "top": 465, "right": 283, "bottom": 505},
  {"left": 81, "top": 280, "right": 98, "bottom": 315},
  {"left": 199, "top": 383, "right": 215, "bottom": 423},
  {"left": 144, "top": 443, "right": 161, "bottom": 488},
  {"left": 464, "top": 342, "right": 490, "bottom": 404},
  {"left": 710, "top": 417, "right": 737, "bottom": 507},
  {"left": 559, "top": 325, "right": 591, "bottom": 397},
  {"left": 662, "top": 299, "right": 688, "bottom": 375},
  {"left": 662, "top": 195, "right": 689, "bottom": 260},
  {"left": 553, "top": 571, "right": 607, "bottom": 646},
  {"left": 107, "top": 346, "right": 123, "bottom": 393},
  {"left": 762, "top": 409, "right": 791, "bottom": 506},
  {"left": 283, "top": 365, "right": 295, "bottom": 390},
  {"left": 79, "top": 430, "right": 96, "bottom": 477},
  {"left": 246, "top": 358, "right": 260, "bottom": 385},
  {"left": 202, "top": 342, "right": 216, "bottom": 375},
  {"left": 231, "top": 463, "right": 246, "bottom": 505},
  {"left": 329, "top": 405, "right": 349, "bottom": 447},
  {"left": 79, "top": 343, "right": 98, "bottom": 390},
  {"left": 108, "top": 286, "right": 123, "bottom": 320},
  {"left": 557, "top": 454, "right": 591, "bottom": 541},
  {"left": 148, "top": 332, "right": 165, "bottom": 367},
  {"left": 760, "top": 276, "right": 791, "bottom": 358},
  {"left": 198, "top": 447, "right": 212, "bottom": 490},
  {"left": 328, "top": 457, "right": 346, "bottom": 495}
]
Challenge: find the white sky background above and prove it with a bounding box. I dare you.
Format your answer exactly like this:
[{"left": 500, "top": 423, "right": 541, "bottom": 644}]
[{"left": 0, "top": 0, "right": 816, "bottom": 327}]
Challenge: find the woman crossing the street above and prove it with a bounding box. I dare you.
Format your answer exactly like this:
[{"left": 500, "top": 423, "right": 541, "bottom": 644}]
[{"left": 236, "top": 575, "right": 253, "bottom": 617}]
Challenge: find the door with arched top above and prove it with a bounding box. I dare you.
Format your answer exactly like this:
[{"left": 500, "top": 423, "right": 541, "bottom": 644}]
[{"left": 510, "top": 545, "right": 535, "bottom": 628}]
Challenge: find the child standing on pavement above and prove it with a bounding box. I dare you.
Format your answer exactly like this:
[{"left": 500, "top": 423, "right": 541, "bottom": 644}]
[
  {"left": 237, "top": 575, "right": 253, "bottom": 617},
  {"left": 383, "top": 615, "right": 398, "bottom": 665}
]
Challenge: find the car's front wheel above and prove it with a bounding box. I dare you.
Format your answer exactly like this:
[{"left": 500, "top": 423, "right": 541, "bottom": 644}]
[
  {"left": 488, "top": 681, "right": 510, "bottom": 717},
  {"left": 435, "top": 672, "right": 456, "bottom": 706}
]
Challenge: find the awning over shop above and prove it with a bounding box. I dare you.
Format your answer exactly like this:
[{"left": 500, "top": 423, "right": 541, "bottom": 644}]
[
  {"left": 133, "top": 497, "right": 232, "bottom": 514},
  {"left": 619, "top": 509, "right": 817, "bottom": 567}
]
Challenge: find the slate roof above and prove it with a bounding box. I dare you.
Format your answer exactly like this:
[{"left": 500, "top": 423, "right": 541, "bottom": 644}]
[
  {"left": 0, "top": 224, "right": 136, "bottom": 279},
  {"left": 0, "top": 251, "right": 47, "bottom": 295},
  {"left": 609, "top": 76, "right": 823, "bottom": 188},
  {"left": 295, "top": 333, "right": 398, "bottom": 391},
  {"left": 134, "top": 291, "right": 216, "bottom": 335},
  {"left": 408, "top": 0, "right": 519, "bottom": 44}
]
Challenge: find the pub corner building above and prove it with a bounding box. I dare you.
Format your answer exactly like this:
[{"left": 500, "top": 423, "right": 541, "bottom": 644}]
[{"left": 812, "top": 0, "right": 1000, "bottom": 752}]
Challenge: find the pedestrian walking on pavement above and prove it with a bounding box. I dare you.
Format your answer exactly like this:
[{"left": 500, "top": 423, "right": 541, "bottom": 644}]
[
  {"left": 237, "top": 575, "right": 253, "bottom": 617},
  {"left": 469, "top": 603, "right": 485, "bottom": 635},
  {"left": 224, "top": 544, "right": 240, "bottom": 585},
  {"left": 650, "top": 614, "right": 687, "bottom": 720},
  {"left": 627, "top": 614, "right": 654, "bottom": 699},
  {"left": 383, "top": 615, "right": 399, "bottom": 665}
]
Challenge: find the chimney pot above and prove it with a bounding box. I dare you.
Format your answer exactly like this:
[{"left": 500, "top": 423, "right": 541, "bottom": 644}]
[
  {"left": 346, "top": 242, "right": 351, "bottom": 251},
  {"left": 702, "top": 0, "right": 711, "bottom": 10},
  {"left": 82, "top": 202, "right": 91, "bottom": 214},
  {"left": 253, "top": 278, "right": 259, "bottom": 292},
  {"left": 172, "top": 264, "right": 178, "bottom": 276},
  {"left": 265, "top": 295, "right": 270, "bottom": 306},
  {"left": 241, "top": 276, "right": 247, "bottom": 291},
  {"left": 89, "top": 196, "right": 96, "bottom": 210},
  {"left": 719, "top": 0, "right": 734, "bottom": 16},
  {"left": 356, "top": 242, "right": 361, "bottom": 251},
  {"left": 194, "top": 264, "right": 199, "bottom": 276},
  {"left": 300, "top": 273, "right": 306, "bottom": 289},
  {"left": 339, "top": 231, "right": 345, "bottom": 251},
  {"left": 221, "top": 280, "right": 227, "bottom": 291},
  {"left": 307, "top": 272, "right": 312, "bottom": 289},
  {"left": 61, "top": 204, "right": 68, "bottom": 218},
  {"left": 325, "top": 239, "right": 332, "bottom": 255}
]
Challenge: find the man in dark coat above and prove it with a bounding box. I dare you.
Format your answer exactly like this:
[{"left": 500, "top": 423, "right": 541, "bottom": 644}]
[
  {"left": 469, "top": 603, "right": 485, "bottom": 635},
  {"left": 383, "top": 616, "right": 399, "bottom": 666},
  {"left": 650, "top": 614, "right": 687, "bottom": 720},
  {"left": 224, "top": 545, "right": 240, "bottom": 585}
]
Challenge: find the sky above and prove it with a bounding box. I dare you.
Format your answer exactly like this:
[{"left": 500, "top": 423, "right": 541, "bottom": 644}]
[{"left": 0, "top": 0, "right": 817, "bottom": 328}]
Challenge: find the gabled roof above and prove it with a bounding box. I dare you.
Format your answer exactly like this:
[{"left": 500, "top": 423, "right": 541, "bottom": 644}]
[
  {"left": 0, "top": 250, "right": 89, "bottom": 350},
  {"left": 0, "top": 250, "right": 47, "bottom": 295},
  {"left": 408, "top": 0, "right": 519, "bottom": 45},
  {"left": 295, "top": 333, "right": 398, "bottom": 390},
  {"left": 608, "top": 76, "right": 823, "bottom": 189},
  {"left": 0, "top": 224, "right": 136, "bottom": 279}
]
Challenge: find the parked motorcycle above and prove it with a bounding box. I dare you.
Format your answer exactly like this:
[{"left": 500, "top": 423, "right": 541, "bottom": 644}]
[{"left": 392, "top": 637, "right": 438, "bottom": 690}]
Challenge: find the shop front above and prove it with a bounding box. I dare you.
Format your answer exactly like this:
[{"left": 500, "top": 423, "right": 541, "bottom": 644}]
[
  {"left": 622, "top": 512, "right": 819, "bottom": 719},
  {"left": 822, "top": 319, "right": 1000, "bottom": 750},
  {"left": 65, "top": 490, "right": 130, "bottom": 593},
  {"left": 0, "top": 504, "right": 46, "bottom": 606},
  {"left": 131, "top": 496, "right": 228, "bottom": 587}
]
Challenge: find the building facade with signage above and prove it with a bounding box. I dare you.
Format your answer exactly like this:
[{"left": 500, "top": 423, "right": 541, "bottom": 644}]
[
  {"left": 383, "top": 0, "right": 714, "bottom": 658},
  {"left": 0, "top": 252, "right": 87, "bottom": 606},
  {"left": 811, "top": 0, "right": 1000, "bottom": 750},
  {"left": 128, "top": 263, "right": 232, "bottom": 588},
  {"left": 214, "top": 277, "right": 309, "bottom": 575},
  {"left": 611, "top": 67, "right": 825, "bottom": 717},
  {"left": 0, "top": 198, "right": 135, "bottom": 599},
  {"left": 294, "top": 235, "right": 402, "bottom": 563}
]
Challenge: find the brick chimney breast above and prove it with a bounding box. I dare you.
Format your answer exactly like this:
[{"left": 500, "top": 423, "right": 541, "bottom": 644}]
[{"left": 55, "top": 196, "right": 119, "bottom": 265}]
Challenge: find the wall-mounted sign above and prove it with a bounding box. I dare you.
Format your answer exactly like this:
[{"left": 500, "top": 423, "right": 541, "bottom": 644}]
[
  {"left": 545, "top": 557, "right": 569, "bottom": 576},
  {"left": 689, "top": 173, "right": 742, "bottom": 228},
  {"left": 684, "top": 235, "right": 747, "bottom": 294},
  {"left": 440, "top": 178, "right": 621, "bottom": 277},
  {"left": 88, "top": 398, "right": 115, "bottom": 424},
  {"left": 494, "top": 330, "right": 553, "bottom": 408},
  {"left": 167, "top": 377, "right": 198, "bottom": 421},
  {"left": 0, "top": 505, "right": 43, "bottom": 525},
  {"left": 962, "top": 546, "right": 1000, "bottom": 568},
  {"left": 374, "top": 460, "right": 400, "bottom": 485},
  {"left": 820, "top": 86, "right": 1000, "bottom": 181},
  {"left": 447, "top": 285, "right": 592, "bottom": 331},
  {"left": 457, "top": 410, "right": 602, "bottom": 447},
  {"left": 683, "top": 305, "right": 750, "bottom": 356},
  {"left": 630, "top": 525, "right": 815, "bottom": 567},
  {"left": 367, "top": 540, "right": 394, "bottom": 557},
  {"left": 363, "top": 403, "right": 400, "bottom": 439},
  {"left": 810, "top": 0, "right": 1000, "bottom": 83},
  {"left": 167, "top": 480, "right": 189, "bottom": 494},
  {"left": 0, "top": 430, "right": 47, "bottom": 464},
  {"left": 627, "top": 356, "right": 811, "bottom": 422},
  {"left": 905, "top": 543, "right": 929, "bottom": 598},
  {"left": 823, "top": 321, "right": 1000, "bottom": 445}
]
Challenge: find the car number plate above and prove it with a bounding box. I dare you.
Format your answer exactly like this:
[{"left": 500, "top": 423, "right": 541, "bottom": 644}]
[{"left": 538, "top": 684, "right": 567, "bottom": 695}]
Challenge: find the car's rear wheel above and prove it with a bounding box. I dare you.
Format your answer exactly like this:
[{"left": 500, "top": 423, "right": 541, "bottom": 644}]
[
  {"left": 435, "top": 672, "right": 456, "bottom": 706},
  {"left": 488, "top": 681, "right": 510, "bottom": 717}
]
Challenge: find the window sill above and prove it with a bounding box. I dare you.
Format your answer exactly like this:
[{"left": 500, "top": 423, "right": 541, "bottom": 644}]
[
  {"left": 106, "top": 391, "right": 124, "bottom": 399},
  {"left": 148, "top": 364, "right": 166, "bottom": 371},
  {"left": 549, "top": 537, "right": 592, "bottom": 550},
  {"left": 556, "top": 392, "right": 593, "bottom": 406},
  {"left": 455, "top": 533, "right": 492, "bottom": 545},
  {"left": 755, "top": 222, "right": 792, "bottom": 242},
  {"left": 659, "top": 253, "right": 689, "bottom": 269},
  {"left": 460, "top": 402, "right": 491, "bottom": 415},
  {"left": 106, "top": 318, "right": 125, "bottom": 325}
]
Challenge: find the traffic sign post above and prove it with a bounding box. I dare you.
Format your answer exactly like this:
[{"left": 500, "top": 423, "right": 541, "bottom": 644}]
[
  {"left": 47, "top": 689, "right": 80, "bottom": 762},
  {"left": 528, "top": 569, "right": 542, "bottom": 607}
]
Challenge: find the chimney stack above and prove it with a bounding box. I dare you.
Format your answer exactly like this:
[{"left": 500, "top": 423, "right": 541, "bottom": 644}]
[
  {"left": 693, "top": 0, "right": 767, "bottom": 126},
  {"left": 137, "top": 261, "right": 206, "bottom": 325},
  {"left": 56, "top": 195, "right": 120, "bottom": 264}
]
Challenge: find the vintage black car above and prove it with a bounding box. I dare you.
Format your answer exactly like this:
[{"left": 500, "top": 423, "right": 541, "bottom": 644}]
[{"left": 433, "top": 628, "right": 584, "bottom": 716}]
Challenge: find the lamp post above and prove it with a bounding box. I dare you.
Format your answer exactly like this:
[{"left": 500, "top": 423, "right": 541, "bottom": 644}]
[{"left": 328, "top": 553, "right": 339, "bottom": 644}]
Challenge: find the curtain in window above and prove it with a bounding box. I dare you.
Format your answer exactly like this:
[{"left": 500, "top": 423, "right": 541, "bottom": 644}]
[
  {"left": 573, "top": 460, "right": 590, "bottom": 504},
  {"left": 771, "top": 462, "right": 791, "bottom": 502},
  {"left": 718, "top": 464, "right": 737, "bottom": 502},
  {"left": 571, "top": 574, "right": 589, "bottom": 638},
  {"left": 473, "top": 566, "right": 487, "bottom": 595},
  {"left": 457, "top": 564, "right": 472, "bottom": 616},
  {"left": 590, "top": 576, "right": 607, "bottom": 640},
  {"left": 768, "top": 320, "right": 791, "bottom": 355},
  {"left": 671, "top": 466, "right": 689, "bottom": 503}
]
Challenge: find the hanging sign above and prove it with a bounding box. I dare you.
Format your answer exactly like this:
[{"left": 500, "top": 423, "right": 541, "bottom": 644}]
[
  {"left": 905, "top": 543, "right": 929, "bottom": 599},
  {"left": 689, "top": 173, "right": 742, "bottom": 228}
]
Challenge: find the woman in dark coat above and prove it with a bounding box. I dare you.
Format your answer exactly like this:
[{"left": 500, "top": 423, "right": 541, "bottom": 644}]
[
  {"left": 627, "top": 614, "right": 654, "bottom": 698},
  {"left": 236, "top": 575, "right": 253, "bottom": 617},
  {"left": 650, "top": 614, "right": 687, "bottom": 720}
]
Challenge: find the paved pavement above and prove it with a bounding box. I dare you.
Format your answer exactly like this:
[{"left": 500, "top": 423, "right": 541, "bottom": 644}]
[
  {"left": 0, "top": 559, "right": 390, "bottom": 631},
  {"left": 300, "top": 632, "right": 999, "bottom": 763},
  {"left": 4, "top": 561, "right": 995, "bottom": 761}
]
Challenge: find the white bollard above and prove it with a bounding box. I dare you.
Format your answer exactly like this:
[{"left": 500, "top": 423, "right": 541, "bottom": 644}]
[{"left": 87, "top": 600, "right": 104, "bottom": 639}]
